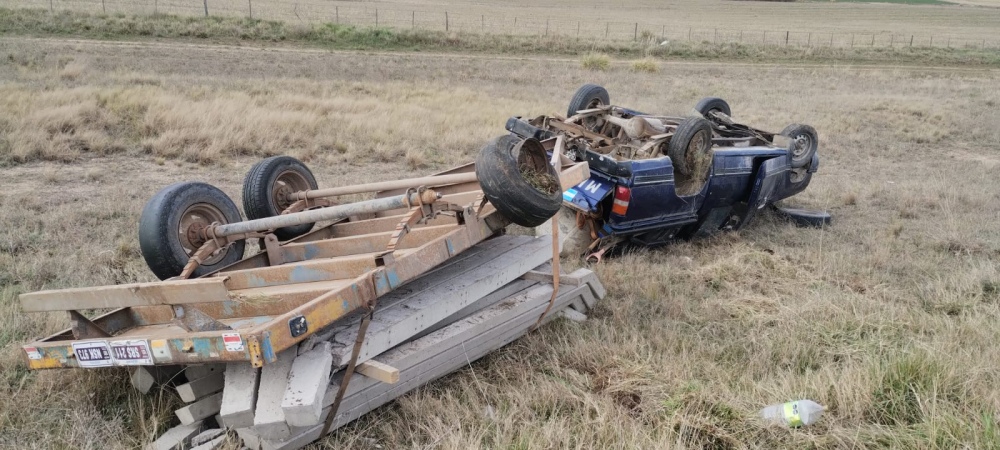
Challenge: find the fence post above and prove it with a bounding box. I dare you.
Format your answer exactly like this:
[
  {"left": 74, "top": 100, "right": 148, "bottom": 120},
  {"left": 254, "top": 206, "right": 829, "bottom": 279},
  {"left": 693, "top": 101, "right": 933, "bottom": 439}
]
[
  {"left": 714, "top": 28, "right": 717, "bottom": 43},
  {"left": 688, "top": 27, "right": 692, "bottom": 41},
  {"left": 739, "top": 30, "right": 743, "bottom": 42},
  {"left": 102, "top": 0, "right": 106, "bottom": 14},
  {"left": 335, "top": 6, "right": 338, "bottom": 24},
  {"left": 983, "top": 39, "right": 986, "bottom": 50},
  {"left": 248, "top": 0, "right": 252, "bottom": 19},
  {"left": 412, "top": 11, "right": 414, "bottom": 28},
  {"left": 871, "top": 34, "right": 874, "bottom": 46},
  {"left": 481, "top": 15, "right": 484, "bottom": 30},
  {"left": 203, "top": 0, "right": 208, "bottom": 17},
  {"left": 546, "top": 18, "right": 549, "bottom": 36},
  {"left": 851, "top": 33, "right": 854, "bottom": 47},
  {"left": 763, "top": 30, "right": 766, "bottom": 44},
  {"left": 634, "top": 23, "right": 638, "bottom": 41},
  {"left": 946, "top": 37, "right": 950, "bottom": 48},
  {"left": 930, "top": 36, "right": 933, "bottom": 46},
  {"left": 375, "top": 9, "right": 378, "bottom": 27},
  {"left": 49, "top": 0, "right": 52, "bottom": 13},
  {"left": 661, "top": 25, "right": 665, "bottom": 41},
  {"left": 829, "top": 33, "right": 833, "bottom": 47},
  {"left": 155, "top": 0, "right": 158, "bottom": 14},
  {"left": 445, "top": 12, "right": 449, "bottom": 31},
  {"left": 785, "top": 31, "right": 789, "bottom": 46},
  {"left": 909, "top": 35, "right": 913, "bottom": 47},
  {"left": 890, "top": 35, "right": 894, "bottom": 47},
  {"left": 605, "top": 22, "right": 609, "bottom": 38},
  {"left": 578, "top": 22, "right": 581, "bottom": 36},
  {"left": 807, "top": 32, "right": 811, "bottom": 47}
]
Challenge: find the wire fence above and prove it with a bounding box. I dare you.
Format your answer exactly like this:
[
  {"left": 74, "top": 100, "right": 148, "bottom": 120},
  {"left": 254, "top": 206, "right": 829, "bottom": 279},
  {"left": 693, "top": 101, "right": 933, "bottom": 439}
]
[{"left": 14, "top": 0, "right": 1000, "bottom": 50}]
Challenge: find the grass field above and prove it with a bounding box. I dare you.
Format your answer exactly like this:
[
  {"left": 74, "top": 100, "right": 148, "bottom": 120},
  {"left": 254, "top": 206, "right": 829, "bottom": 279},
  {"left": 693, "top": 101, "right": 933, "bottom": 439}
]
[
  {"left": 2, "top": 12, "right": 1000, "bottom": 450},
  {"left": 3, "top": 0, "right": 1000, "bottom": 48}
]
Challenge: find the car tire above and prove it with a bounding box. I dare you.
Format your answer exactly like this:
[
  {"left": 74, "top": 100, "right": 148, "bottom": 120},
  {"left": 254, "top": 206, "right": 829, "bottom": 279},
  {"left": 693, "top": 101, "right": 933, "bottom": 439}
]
[
  {"left": 567, "top": 84, "right": 610, "bottom": 117},
  {"left": 667, "top": 117, "right": 714, "bottom": 178},
  {"left": 780, "top": 124, "right": 818, "bottom": 169},
  {"left": 242, "top": 156, "right": 319, "bottom": 241},
  {"left": 476, "top": 135, "right": 562, "bottom": 228},
  {"left": 694, "top": 97, "right": 731, "bottom": 118},
  {"left": 139, "top": 182, "right": 245, "bottom": 280}
]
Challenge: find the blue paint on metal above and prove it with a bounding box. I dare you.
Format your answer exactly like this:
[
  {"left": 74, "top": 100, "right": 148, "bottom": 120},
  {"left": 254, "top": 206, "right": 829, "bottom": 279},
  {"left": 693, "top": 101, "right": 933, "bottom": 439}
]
[
  {"left": 221, "top": 300, "right": 235, "bottom": 317},
  {"left": 303, "top": 243, "right": 320, "bottom": 260},
  {"left": 386, "top": 268, "right": 400, "bottom": 289},
  {"left": 445, "top": 239, "right": 454, "bottom": 256},
  {"left": 288, "top": 265, "right": 330, "bottom": 284},
  {"left": 262, "top": 333, "right": 276, "bottom": 363},
  {"left": 342, "top": 299, "right": 349, "bottom": 311},
  {"left": 374, "top": 271, "right": 389, "bottom": 293},
  {"left": 246, "top": 274, "right": 267, "bottom": 288},
  {"left": 192, "top": 338, "right": 214, "bottom": 356}
]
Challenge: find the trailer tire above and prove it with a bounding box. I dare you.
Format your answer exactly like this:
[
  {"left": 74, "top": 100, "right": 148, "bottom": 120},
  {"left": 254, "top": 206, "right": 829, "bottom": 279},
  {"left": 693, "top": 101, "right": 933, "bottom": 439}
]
[
  {"left": 694, "top": 97, "right": 731, "bottom": 118},
  {"left": 780, "top": 124, "right": 818, "bottom": 169},
  {"left": 667, "top": 117, "right": 714, "bottom": 178},
  {"left": 139, "top": 182, "right": 245, "bottom": 280},
  {"left": 242, "top": 156, "right": 319, "bottom": 241},
  {"left": 476, "top": 135, "right": 562, "bottom": 228}
]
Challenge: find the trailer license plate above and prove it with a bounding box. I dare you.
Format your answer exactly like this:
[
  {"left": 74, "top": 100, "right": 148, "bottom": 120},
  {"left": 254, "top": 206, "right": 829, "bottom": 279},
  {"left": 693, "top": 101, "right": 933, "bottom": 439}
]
[
  {"left": 109, "top": 340, "right": 154, "bottom": 366},
  {"left": 72, "top": 341, "right": 114, "bottom": 368}
]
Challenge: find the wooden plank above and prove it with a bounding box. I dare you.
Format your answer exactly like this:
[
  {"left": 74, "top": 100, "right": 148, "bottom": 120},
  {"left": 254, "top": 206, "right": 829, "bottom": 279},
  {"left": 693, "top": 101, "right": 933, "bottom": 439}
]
[
  {"left": 328, "top": 236, "right": 553, "bottom": 367},
  {"left": 176, "top": 371, "right": 225, "bottom": 403},
  {"left": 176, "top": 392, "right": 223, "bottom": 425},
  {"left": 356, "top": 361, "right": 399, "bottom": 384},
  {"left": 20, "top": 277, "right": 229, "bottom": 312}
]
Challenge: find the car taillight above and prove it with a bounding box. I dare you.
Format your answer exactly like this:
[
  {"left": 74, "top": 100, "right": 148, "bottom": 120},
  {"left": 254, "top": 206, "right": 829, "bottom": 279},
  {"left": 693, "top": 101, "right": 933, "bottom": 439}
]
[{"left": 611, "top": 186, "right": 630, "bottom": 216}]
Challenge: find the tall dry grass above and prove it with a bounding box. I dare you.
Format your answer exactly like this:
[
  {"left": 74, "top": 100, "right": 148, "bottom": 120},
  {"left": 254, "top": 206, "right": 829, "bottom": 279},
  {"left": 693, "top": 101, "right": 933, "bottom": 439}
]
[{"left": 1, "top": 37, "right": 999, "bottom": 448}]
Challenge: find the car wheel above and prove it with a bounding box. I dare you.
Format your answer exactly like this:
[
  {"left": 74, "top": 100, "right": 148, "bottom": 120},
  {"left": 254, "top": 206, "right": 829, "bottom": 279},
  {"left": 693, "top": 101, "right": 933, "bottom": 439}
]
[
  {"left": 668, "top": 117, "right": 714, "bottom": 178},
  {"left": 242, "top": 156, "right": 319, "bottom": 241},
  {"left": 780, "top": 124, "right": 818, "bottom": 169},
  {"left": 139, "top": 182, "right": 246, "bottom": 280},
  {"left": 567, "top": 84, "right": 610, "bottom": 133},
  {"left": 694, "top": 97, "right": 731, "bottom": 118},
  {"left": 476, "top": 135, "right": 562, "bottom": 228}
]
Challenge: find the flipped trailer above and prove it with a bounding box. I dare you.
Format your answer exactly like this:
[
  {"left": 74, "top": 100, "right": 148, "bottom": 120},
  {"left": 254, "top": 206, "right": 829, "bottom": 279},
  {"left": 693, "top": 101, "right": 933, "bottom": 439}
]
[{"left": 17, "top": 141, "right": 602, "bottom": 448}]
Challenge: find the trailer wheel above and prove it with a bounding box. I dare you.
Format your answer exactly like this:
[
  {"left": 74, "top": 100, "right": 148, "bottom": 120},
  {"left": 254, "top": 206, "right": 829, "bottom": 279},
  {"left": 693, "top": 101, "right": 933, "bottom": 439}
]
[
  {"left": 694, "top": 97, "right": 731, "bottom": 119},
  {"left": 242, "top": 156, "right": 319, "bottom": 241},
  {"left": 476, "top": 135, "right": 562, "bottom": 228},
  {"left": 667, "top": 117, "right": 714, "bottom": 179},
  {"left": 139, "top": 182, "right": 246, "bottom": 280},
  {"left": 781, "top": 124, "right": 818, "bottom": 169}
]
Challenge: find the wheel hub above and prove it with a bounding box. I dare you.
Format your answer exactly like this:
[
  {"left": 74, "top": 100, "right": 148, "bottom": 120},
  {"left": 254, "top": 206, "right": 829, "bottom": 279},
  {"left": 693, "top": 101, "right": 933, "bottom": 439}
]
[{"left": 186, "top": 222, "right": 208, "bottom": 248}]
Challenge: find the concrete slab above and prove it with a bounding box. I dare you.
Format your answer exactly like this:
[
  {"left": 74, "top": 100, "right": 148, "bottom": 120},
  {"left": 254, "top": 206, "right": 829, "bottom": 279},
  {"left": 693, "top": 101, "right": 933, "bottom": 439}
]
[
  {"left": 145, "top": 420, "right": 203, "bottom": 450},
  {"left": 281, "top": 342, "right": 333, "bottom": 427},
  {"left": 176, "top": 371, "right": 225, "bottom": 403},
  {"left": 220, "top": 362, "right": 261, "bottom": 428},
  {"left": 252, "top": 349, "right": 296, "bottom": 440},
  {"left": 176, "top": 392, "right": 223, "bottom": 425}
]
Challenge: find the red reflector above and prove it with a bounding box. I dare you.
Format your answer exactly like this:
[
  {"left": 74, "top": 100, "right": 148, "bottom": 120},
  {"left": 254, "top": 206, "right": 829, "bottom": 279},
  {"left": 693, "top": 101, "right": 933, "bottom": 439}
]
[{"left": 612, "top": 186, "right": 630, "bottom": 215}]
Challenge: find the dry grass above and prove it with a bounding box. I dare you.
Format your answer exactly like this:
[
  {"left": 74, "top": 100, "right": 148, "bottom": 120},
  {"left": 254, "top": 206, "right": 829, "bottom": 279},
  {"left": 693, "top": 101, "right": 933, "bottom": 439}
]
[
  {"left": 581, "top": 53, "right": 611, "bottom": 71},
  {"left": 2, "top": 37, "right": 1000, "bottom": 449},
  {"left": 630, "top": 57, "right": 659, "bottom": 73}
]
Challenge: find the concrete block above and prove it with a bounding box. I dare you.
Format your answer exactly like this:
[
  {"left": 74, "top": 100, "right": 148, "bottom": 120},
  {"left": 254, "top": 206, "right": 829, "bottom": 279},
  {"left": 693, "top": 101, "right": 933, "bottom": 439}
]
[
  {"left": 252, "top": 349, "right": 297, "bottom": 440},
  {"left": 190, "top": 435, "right": 227, "bottom": 450},
  {"left": 176, "top": 392, "right": 224, "bottom": 425},
  {"left": 145, "top": 420, "right": 203, "bottom": 450},
  {"left": 176, "top": 371, "right": 225, "bottom": 403},
  {"left": 236, "top": 428, "right": 262, "bottom": 450},
  {"left": 281, "top": 342, "right": 333, "bottom": 427},
  {"left": 191, "top": 428, "right": 225, "bottom": 446},
  {"left": 220, "top": 363, "right": 260, "bottom": 428},
  {"left": 130, "top": 366, "right": 181, "bottom": 394}
]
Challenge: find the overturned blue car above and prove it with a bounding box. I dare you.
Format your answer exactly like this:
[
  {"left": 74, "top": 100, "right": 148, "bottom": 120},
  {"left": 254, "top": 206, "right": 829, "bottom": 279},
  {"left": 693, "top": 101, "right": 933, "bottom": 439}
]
[{"left": 501, "top": 84, "right": 826, "bottom": 261}]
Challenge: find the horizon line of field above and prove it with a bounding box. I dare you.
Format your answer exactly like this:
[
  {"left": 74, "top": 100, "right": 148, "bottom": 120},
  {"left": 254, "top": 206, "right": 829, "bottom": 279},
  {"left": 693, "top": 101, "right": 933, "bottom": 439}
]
[{"left": 11, "top": 0, "right": 1000, "bottom": 50}]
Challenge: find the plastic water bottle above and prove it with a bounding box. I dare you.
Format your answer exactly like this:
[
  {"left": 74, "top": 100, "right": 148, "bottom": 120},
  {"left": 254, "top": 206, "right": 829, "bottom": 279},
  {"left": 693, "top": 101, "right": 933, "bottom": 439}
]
[{"left": 759, "top": 399, "right": 824, "bottom": 427}]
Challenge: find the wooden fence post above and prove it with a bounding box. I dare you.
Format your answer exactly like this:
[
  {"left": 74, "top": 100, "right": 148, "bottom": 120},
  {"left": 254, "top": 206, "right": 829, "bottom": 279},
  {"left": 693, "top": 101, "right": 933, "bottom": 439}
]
[
  {"left": 335, "top": 6, "right": 338, "bottom": 24},
  {"left": 890, "top": 35, "right": 894, "bottom": 47},
  {"left": 375, "top": 9, "right": 378, "bottom": 27},
  {"left": 445, "top": 12, "right": 449, "bottom": 31},
  {"left": 807, "top": 32, "right": 811, "bottom": 47},
  {"left": 578, "top": 22, "right": 581, "bottom": 36},
  {"left": 785, "top": 31, "right": 789, "bottom": 46},
  {"left": 102, "top": 0, "right": 106, "bottom": 14},
  {"left": 763, "top": 30, "right": 766, "bottom": 44},
  {"left": 546, "top": 18, "right": 549, "bottom": 36},
  {"left": 605, "top": 22, "right": 609, "bottom": 38},
  {"left": 688, "top": 27, "right": 692, "bottom": 41},
  {"left": 49, "top": 0, "right": 53, "bottom": 13},
  {"left": 829, "top": 33, "right": 833, "bottom": 46},
  {"left": 871, "top": 34, "right": 874, "bottom": 46},
  {"left": 412, "top": 11, "right": 414, "bottom": 28},
  {"left": 909, "top": 35, "right": 913, "bottom": 47},
  {"left": 851, "top": 33, "right": 854, "bottom": 47},
  {"left": 714, "top": 28, "right": 717, "bottom": 43},
  {"left": 155, "top": 0, "right": 158, "bottom": 14},
  {"left": 634, "top": 23, "right": 638, "bottom": 41},
  {"left": 203, "top": 0, "right": 208, "bottom": 17},
  {"left": 248, "top": 0, "right": 252, "bottom": 19},
  {"left": 930, "top": 36, "right": 933, "bottom": 46}
]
